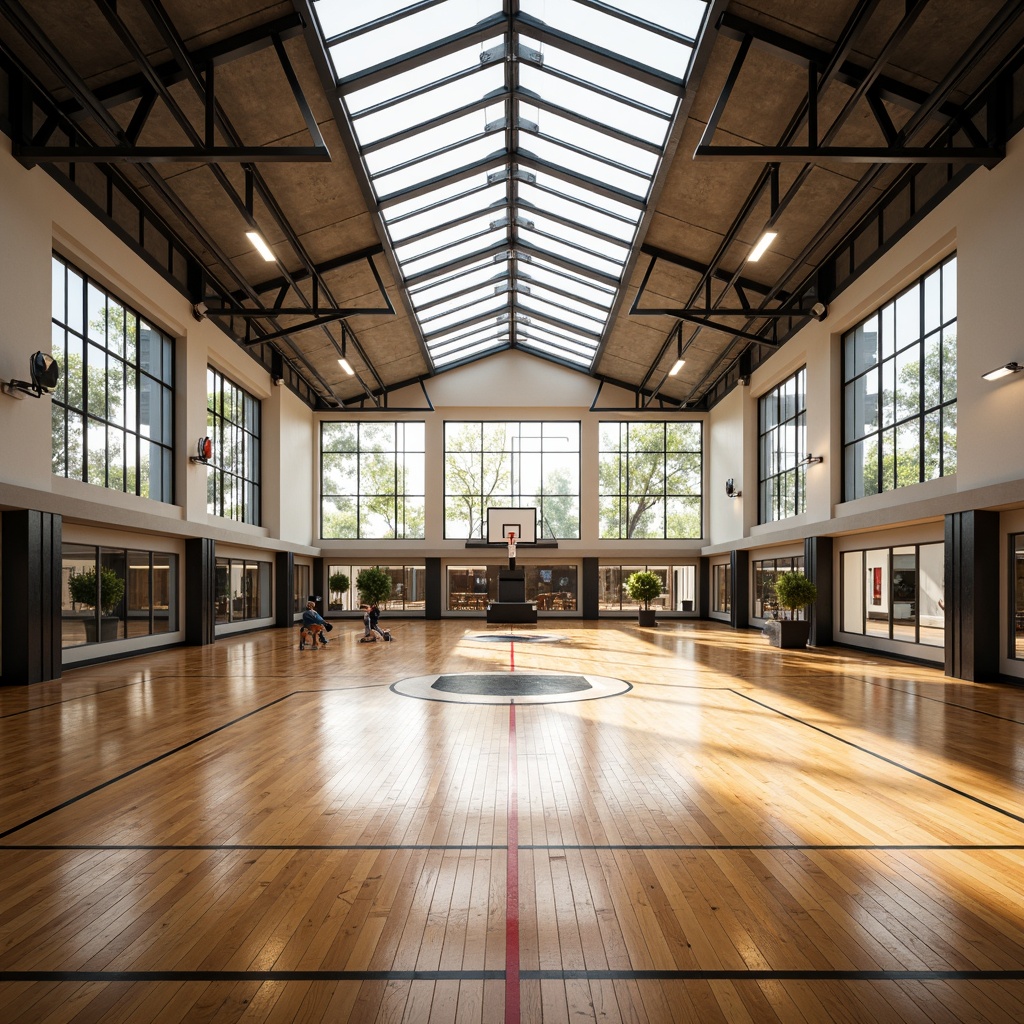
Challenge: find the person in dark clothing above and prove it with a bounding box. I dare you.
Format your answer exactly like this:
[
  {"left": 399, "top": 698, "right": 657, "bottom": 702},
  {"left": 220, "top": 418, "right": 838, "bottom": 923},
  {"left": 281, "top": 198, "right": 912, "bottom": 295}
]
[{"left": 300, "top": 601, "right": 329, "bottom": 649}]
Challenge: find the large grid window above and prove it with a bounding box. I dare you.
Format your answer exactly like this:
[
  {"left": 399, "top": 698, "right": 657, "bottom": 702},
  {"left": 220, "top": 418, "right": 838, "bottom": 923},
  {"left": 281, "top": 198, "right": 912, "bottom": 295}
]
[
  {"left": 713, "top": 563, "right": 731, "bottom": 614},
  {"left": 207, "top": 367, "right": 260, "bottom": 525},
  {"left": 843, "top": 255, "right": 957, "bottom": 499},
  {"left": 326, "top": 563, "right": 427, "bottom": 612},
  {"left": 759, "top": 367, "right": 807, "bottom": 522},
  {"left": 753, "top": 556, "right": 805, "bottom": 619},
  {"left": 321, "top": 422, "right": 425, "bottom": 539},
  {"left": 51, "top": 254, "right": 175, "bottom": 502},
  {"left": 598, "top": 564, "right": 696, "bottom": 612},
  {"left": 599, "top": 421, "right": 702, "bottom": 539},
  {"left": 444, "top": 421, "right": 580, "bottom": 540}
]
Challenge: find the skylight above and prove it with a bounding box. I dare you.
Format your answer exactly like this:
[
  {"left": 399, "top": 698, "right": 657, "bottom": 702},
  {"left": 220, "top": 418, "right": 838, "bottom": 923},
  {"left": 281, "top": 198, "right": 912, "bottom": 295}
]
[{"left": 312, "top": 0, "right": 709, "bottom": 373}]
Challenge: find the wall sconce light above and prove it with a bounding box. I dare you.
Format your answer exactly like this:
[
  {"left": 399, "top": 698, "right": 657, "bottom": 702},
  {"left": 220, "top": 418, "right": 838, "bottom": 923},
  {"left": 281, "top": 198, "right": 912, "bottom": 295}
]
[
  {"left": 2, "top": 351, "right": 60, "bottom": 398},
  {"left": 800, "top": 453, "right": 824, "bottom": 465},
  {"left": 809, "top": 301, "right": 827, "bottom": 320},
  {"left": 192, "top": 301, "right": 208, "bottom": 322},
  {"left": 725, "top": 478, "right": 742, "bottom": 498},
  {"left": 190, "top": 436, "right": 213, "bottom": 464},
  {"left": 981, "top": 361, "right": 1022, "bottom": 381}
]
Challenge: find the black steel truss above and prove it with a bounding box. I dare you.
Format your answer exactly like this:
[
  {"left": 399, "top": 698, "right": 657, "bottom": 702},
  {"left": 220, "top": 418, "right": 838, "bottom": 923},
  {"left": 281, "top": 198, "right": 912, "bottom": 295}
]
[{"left": 3, "top": 2, "right": 329, "bottom": 165}]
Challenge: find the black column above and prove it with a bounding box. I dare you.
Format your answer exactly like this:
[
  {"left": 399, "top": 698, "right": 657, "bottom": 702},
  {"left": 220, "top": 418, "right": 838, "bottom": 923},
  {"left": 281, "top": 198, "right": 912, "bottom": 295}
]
[
  {"left": 1, "top": 510, "right": 62, "bottom": 685},
  {"left": 945, "top": 510, "right": 999, "bottom": 681},
  {"left": 425, "top": 557, "right": 442, "bottom": 619},
  {"left": 185, "top": 537, "right": 216, "bottom": 646},
  {"left": 730, "top": 549, "right": 749, "bottom": 630},
  {"left": 698, "top": 557, "right": 710, "bottom": 618},
  {"left": 804, "top": 536, "right": 834, "bottom": 647},
  {"left": 275, "top": 551, "right": 294, "bottom": 627},
  {"left": 582, "top": 557, "right": 599, "bottom": 619}
]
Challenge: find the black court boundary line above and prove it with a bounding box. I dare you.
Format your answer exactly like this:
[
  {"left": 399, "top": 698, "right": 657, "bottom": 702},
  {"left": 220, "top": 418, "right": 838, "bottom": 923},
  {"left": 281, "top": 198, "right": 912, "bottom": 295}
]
[
  {"left": 1, "top": 969, "right": 1024, "bottom": 983},
  {"left": 732, "top": 689, "right": 1024, "bottom": 827},
  {"left": 3, "top": 842, "right": 1024, "bottom": 853},
  {"left": 0, "top": 674, "right": 185, "bottom": 719},
  {"left": 0, "top": 692, "right": 301, "bottom": 841}
]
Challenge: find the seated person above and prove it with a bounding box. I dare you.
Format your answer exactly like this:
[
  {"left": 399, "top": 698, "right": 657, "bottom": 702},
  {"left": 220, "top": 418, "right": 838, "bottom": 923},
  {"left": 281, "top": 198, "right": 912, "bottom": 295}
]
[
  {"left": 300, "top": 601, "right": 329, "bottom": 649},
  {"left": 360, "top": 602, "right": 387, "bottom": 642}
]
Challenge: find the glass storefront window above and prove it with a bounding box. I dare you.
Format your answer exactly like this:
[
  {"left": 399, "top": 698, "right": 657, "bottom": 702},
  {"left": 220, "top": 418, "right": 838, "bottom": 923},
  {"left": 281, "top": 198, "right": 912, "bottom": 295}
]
[
  {"left": 840, "top": 542, "right": 943, "bottom": 647},
  {"left": 1011, "top": 535, "right": 1024, "bottom": 659},
  {"left": 327, "top": 564, "right": 427, "bottom": 611},
  {"left": 62, "top": 543, "right": 178, "bottom": 646},
  {"left": 215, "top": 557, "right": 271, "bottom": 624},
  {"left": 713, "top": 563, "right": 731, "bottom": 613},
  {"left": 445, "top": 564, "right": 579, "bottom": 611},
  {"left": 597, "top": 564, "right": 696, "bottom": 612},
  {"left": 752, "top": 556, "right": 805, "bottom": 619}
]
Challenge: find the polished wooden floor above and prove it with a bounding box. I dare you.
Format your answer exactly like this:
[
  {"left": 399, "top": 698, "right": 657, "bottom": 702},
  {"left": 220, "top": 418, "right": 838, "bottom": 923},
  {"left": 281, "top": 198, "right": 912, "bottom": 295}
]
[{"left": 2, "top": 620, "right": 1024, "bottom": 1022}]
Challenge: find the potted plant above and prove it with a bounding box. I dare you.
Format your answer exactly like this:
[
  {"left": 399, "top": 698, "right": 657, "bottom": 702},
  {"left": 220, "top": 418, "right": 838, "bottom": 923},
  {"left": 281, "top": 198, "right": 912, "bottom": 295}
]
[
  {"left": 68, "top": 565, "right": 126, "bottom": 642},
  {"left": 763, "top": 571, "right": 818, "bottom": 649},
  {"left": 328, "top": 571, "right": 350, "bottom": 611},
  {"left": 356, "top": 566, "right": 393, "bottom": 609},
  {"left": 625, "top": 570, "right": 663, "bottom": 627}
]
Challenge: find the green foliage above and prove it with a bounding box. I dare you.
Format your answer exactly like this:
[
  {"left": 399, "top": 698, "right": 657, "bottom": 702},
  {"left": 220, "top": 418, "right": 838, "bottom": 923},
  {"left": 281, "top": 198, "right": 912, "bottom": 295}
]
[
  {"left": 328, "top": 572, "right": 350, "bottom": 596},
  {"left": 356, "top": 566, "right": 393, "bottom": 606},
  {"left": 624, "top": 570, "right": 663, "bottom": 610},
  {"left": 773, "top": 571, "right": 818, "bottom": 619},
  {"left": 599, "top": 422, "right": 702, "bottom": 539},
  {"left": 68, "top": 566, "right": 126, "bottom": 614}
]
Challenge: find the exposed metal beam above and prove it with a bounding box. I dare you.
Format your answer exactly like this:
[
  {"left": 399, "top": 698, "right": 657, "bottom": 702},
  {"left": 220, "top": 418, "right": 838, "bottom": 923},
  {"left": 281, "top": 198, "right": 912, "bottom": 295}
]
[{"left": 694, "top": 144, "right": 1002, "bottom": 163}]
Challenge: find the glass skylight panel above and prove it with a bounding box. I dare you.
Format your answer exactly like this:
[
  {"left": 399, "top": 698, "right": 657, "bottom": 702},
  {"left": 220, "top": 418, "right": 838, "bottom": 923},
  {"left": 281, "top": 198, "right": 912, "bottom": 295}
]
[
  {"left": 373, "top": 136, "right": 501, "bottom": 198},
  {"left": 344, "top": 41, "right": 499, "bottom": 113},
  {"left": 519, "top": 0, "right": 695, "bottom": 74},
  {"left": 520, "top": 36, "right": 680, "bottom": 115},
  {"left": 520, "top": 264, "right": 614, "bottom": 308},
  {"left": 354, "top": 66, "right": 504, "bottom": 146},
  {"left": 517, "top": 66, "right": 669, "bottom": 145},
  {"left": 519, "top": 294, "right": 604, "bottom": 332},
  {"left": 523, "top": 136, "right": 652, "bottom": 199},
  {"left": 327, "top": 0, "right": 498, "bottom": 79},
  {"left": 393, "top": 213, "right": 500, "bottom": 263},
  {"left": 317, "top": 0, "right": 709, "bottom": 374}
]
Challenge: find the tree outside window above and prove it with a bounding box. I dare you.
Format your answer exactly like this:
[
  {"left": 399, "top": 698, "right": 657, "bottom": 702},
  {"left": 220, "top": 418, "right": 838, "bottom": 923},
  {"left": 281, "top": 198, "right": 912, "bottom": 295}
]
[
  {"left": 443, "top": 421, "right": 580, "bottom": 539},
  {"left": 599, "top": 421, "right": 702, "bottom": 539},
  {"left": 321, "top": 421, "right": 425, "bottom": 539}
]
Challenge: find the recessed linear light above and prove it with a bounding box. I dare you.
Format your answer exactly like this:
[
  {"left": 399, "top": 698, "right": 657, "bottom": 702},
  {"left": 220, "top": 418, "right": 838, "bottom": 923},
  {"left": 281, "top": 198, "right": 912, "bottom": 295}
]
[
  {"left": 981, "top": 361, "right": 1022, "bottom": 381},
  {"left": 669, "top": 358, "right": 685, "bottom": 376},
  {"left": 245, "top": 231, "right": 276, "bottom": 262},
  {"left": 338, "top": 358, "right": 355, "bottom": 376},
  {"left": 747, "top": 230, "right": 778, "bottom": 262}
]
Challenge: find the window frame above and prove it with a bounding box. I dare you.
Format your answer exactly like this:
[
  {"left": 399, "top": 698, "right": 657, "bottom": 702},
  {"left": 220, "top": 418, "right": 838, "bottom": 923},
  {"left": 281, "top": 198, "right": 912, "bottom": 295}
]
[
  {"left": 598, "top": 420, "right": 703, "bottom": 540},
  {"left": 443, "top": 420, "right": 581, "bottom": 540},
  {"left": 758, "top": 366, "right": 807, "bottom": 523},
  {"left": 320, "top": 421, "right": 426, "bottom": 539},
  {"left": 841, "top": 254, "right": 957, "bottom": 500},
  {"left": 206, "top": 366, "right": 261, "bottom": 525},
  {"left": 50, "top": 253, "right": 176, "bottom": 503}
]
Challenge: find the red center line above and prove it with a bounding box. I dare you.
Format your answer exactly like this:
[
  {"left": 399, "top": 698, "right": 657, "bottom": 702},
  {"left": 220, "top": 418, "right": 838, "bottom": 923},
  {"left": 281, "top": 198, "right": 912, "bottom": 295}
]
[
  {"left": 510, "top": 640, "right": 515, "bottom": 671},
  {"left": 505, "top": 700, "right": 521, "bottom": 1024}
]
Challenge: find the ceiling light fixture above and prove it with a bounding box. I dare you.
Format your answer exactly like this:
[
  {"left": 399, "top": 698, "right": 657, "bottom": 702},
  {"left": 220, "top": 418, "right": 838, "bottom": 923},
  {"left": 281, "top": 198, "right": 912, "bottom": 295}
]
[
  {"left": 669, "top": 332, "right": 685, "bottom": 376},
  {"left": 981, "top": 361, "right": 1022, "bottom": 381},
  {"left": 245, "top": 231, "right": 275, "bottom": 262},
  {"left": 747, "top": 231, "right": 777, "bottom": 262},
  {"left": 338, "top": 332, "right": 355, "bottom": 376}
]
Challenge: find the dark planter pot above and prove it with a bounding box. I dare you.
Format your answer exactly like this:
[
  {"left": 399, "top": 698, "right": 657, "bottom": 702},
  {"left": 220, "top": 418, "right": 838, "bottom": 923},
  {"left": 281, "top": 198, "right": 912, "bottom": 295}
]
[
  {"left": 84, "top": 616, "right": 120, "bottom": 643},
  {"left": 637, "top": 608, "right": 658, "bottom": 627},
  {"left": 763, "top": 619, "right": 810, "bottom": 649}
]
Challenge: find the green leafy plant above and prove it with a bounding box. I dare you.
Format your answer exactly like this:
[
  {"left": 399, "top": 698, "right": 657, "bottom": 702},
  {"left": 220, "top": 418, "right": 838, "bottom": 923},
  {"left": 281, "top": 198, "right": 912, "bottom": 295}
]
[
  {"left": 624, "top": 570, "right": 663, "bottom": 611},
  {"left": 329, "top": 572, "right": 350, "bottom": 598},
  {"left": 68, "top": 565, "right": 126, "bottom": 615},
  {"left": 773, "top": 571, "right": 817, "bottom": 620},
  {"left": 356, "top": 566, "right": 393, "bottom": 607}
]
